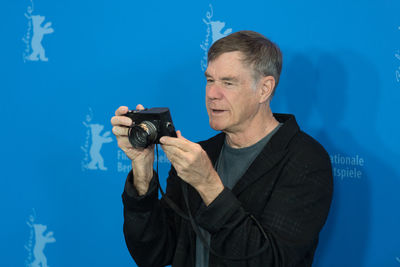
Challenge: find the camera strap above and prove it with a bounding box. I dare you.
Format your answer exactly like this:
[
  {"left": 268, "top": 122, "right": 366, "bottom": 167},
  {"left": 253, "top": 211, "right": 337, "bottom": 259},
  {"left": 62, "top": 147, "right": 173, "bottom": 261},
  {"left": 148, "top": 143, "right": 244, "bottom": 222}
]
[
  {"left": 155, "top": 144, "right": 273, "bottom": 261},
  {"left": 155, "top": 145, "right": 189, "bottom": 221}
]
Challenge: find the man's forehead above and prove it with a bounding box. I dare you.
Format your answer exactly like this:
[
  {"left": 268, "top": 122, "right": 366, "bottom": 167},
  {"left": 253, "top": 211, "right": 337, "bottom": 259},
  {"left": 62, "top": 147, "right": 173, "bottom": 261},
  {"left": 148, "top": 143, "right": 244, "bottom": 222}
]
[
  {"left": 205, "top": 52, "right": 250, "bottom": 77},
  {"left": 208, "top": 51, "right": 245, "bottom": 65}
]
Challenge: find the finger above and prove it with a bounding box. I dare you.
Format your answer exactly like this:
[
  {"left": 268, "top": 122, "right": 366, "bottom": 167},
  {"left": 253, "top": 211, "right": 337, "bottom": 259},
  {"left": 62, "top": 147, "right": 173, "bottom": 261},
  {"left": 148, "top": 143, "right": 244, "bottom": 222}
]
[
  {"left": 136, "top": 104, "right": 145, "bottom": 110},
  {"left": 160, "top": 136, "right": 181, "bottom": 146},
  {"left": 175, "top": 130, "right": 189, "bottom": 143},
  {"left": 162, "top": 146, "right": 183, "bottom": 166},
  {"left": 116, "top": 136, "right": 132, "bottom": 148},
  {"left": 163, "top": 151, "right": 183, "bottom": 172},
  {"left": 115, "top": 106, "right": 129, "bottom": 116},
  {"left": 112, "top": 125, "right": 129, "bottom": 136},
  {"left": 111, "top": 116, "right": 132, "bottom": 127},
  {"left": 161, "top": 144, "right": 184, "bottom": 159},
  {"left": 160, "top": 136, "right": 192, "bottom": 152}
]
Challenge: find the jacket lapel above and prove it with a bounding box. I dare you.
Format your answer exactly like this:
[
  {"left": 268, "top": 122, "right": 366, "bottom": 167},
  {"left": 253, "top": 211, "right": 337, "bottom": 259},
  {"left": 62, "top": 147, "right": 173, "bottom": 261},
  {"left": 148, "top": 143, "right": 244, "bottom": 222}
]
[
  {"left": 232, "top": 147, "right": 288, "bottom": 196},
  {"left": 188, "top": 114, "right": 299, "bottom": 210},
  {"left": 232, "top": 114, "right": 300, "bottom": 196},
  {"left": 201, "top": 132, "right": 225, "bottom": 165}
]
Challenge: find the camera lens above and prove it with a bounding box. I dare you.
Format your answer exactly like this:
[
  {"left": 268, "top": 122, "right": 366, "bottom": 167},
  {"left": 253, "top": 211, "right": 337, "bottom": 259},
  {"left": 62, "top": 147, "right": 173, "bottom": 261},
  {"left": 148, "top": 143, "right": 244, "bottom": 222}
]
[{"left": 128, "top": 121, "right": 158, "bottom": 148}]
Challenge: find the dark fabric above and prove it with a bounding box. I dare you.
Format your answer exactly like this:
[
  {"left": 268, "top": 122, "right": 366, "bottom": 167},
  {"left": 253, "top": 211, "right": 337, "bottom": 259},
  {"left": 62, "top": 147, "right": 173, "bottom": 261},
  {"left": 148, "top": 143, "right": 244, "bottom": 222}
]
[
  {"left": 122, "top": 114, "right": 333, "bottom": 267},
  {"left": 195, "top": 122, "right": 282, "bottom": 267},
  {"left": 216, "top": 122, "right": 282, "bottom": 189}
]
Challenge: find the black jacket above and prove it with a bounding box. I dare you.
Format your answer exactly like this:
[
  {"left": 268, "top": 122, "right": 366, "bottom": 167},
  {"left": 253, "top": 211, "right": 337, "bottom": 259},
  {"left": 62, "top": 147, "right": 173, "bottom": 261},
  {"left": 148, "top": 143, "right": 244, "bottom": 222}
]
[{"left": 122, "top": 114, "right": 333, "bottom": 267}]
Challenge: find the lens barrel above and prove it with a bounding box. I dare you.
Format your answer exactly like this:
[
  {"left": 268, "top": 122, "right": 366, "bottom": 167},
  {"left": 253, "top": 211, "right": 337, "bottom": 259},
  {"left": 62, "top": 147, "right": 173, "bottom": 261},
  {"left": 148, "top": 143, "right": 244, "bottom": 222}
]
[{"left": 128, "top": 121, "right": 158, "bottom": 148}]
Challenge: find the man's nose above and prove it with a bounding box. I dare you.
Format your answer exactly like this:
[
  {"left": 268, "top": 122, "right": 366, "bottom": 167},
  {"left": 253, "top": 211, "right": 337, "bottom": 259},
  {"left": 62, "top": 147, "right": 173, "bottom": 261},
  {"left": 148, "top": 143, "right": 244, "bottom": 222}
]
[{"left": 206, "top": 83, "right": 223, "bottom": 100}]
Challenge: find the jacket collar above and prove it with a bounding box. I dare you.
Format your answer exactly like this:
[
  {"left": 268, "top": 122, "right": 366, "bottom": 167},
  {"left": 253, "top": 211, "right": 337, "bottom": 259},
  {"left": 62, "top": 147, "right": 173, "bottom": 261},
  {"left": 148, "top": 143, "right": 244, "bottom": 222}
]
[{"left": 233, "top": 113, "right": 299, "bottom": 195}]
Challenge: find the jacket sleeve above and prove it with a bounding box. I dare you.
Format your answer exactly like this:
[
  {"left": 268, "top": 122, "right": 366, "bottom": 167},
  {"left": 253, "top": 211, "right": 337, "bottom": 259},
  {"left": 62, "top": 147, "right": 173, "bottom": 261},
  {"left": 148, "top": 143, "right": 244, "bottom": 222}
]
[
  {"left": 194, "top": 163, "right": 333, "bottom": 266},
  {"left": 122, "top": 169, "right": 182, "bottom": 267}
]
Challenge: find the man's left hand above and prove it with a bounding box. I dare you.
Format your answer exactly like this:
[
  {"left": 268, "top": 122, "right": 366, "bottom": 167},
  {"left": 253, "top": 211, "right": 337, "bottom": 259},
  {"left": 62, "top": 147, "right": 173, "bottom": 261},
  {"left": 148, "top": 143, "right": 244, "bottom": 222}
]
[{"left": 160, "top": 131, "right": 224, "bottom": 206}]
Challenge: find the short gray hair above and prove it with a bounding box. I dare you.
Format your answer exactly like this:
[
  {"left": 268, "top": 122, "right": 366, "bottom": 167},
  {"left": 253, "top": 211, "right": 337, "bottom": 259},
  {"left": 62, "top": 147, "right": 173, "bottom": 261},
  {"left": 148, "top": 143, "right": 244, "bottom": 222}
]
[{"left": 208, "top": 30, "right": 282, "bottom": 96}]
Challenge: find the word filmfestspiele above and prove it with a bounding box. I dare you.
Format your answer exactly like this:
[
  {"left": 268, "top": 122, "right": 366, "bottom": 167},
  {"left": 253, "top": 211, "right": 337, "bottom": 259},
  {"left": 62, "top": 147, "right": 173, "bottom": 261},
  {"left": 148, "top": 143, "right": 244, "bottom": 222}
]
[
  {"left": 117, "top": 149, "right": 170, "bottom": 173},
  {"left": 330, "top": 153, "right": 364, "bottom": 180}
]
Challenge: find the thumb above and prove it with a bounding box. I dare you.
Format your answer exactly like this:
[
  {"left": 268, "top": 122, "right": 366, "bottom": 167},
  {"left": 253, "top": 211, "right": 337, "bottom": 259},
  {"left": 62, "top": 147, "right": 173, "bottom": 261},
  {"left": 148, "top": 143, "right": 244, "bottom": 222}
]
[
  {"left": 176, "top": 130, "right": 185, "bottom": 139},
  {"left": 136, "top": 104, "right": 145, "bottom": 110}
]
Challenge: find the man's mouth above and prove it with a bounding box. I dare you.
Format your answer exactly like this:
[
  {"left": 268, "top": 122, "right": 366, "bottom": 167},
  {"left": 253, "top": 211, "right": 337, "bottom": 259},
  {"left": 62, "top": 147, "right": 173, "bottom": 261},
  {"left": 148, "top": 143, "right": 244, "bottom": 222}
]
[{"left": 211, "top": 109, "right": 226, "bottom": 115}]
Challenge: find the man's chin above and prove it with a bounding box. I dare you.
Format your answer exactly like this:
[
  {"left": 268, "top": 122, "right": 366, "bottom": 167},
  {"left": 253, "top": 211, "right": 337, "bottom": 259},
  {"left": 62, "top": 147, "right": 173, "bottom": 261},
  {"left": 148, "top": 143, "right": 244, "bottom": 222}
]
[{"left": 209, "top": 120, "right": 225, "bottom": 131}]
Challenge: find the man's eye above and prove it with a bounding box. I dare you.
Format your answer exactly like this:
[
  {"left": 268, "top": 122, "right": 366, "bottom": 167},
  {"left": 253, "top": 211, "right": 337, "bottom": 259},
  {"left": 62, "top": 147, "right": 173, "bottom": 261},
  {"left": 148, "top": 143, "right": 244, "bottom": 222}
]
[
  {"left": 224, "top": 81, "right": 233, "bottom": 86},
  {"left": 206, "top": 79, "right": 214, "bottom": 83}
]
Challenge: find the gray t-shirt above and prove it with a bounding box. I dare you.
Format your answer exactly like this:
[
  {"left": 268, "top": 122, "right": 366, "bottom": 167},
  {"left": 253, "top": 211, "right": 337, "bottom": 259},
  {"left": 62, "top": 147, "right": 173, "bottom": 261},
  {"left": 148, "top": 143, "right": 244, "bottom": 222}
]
[{"left": 195, "top": 124, "right": 282, "bottom": 267}]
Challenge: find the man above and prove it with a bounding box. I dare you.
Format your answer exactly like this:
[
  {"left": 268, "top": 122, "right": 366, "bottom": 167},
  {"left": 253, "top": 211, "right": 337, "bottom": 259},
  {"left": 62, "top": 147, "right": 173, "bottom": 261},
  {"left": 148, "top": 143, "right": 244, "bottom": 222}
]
[{"left": 111, "top": 31, "right": 333, "bottom": 266}]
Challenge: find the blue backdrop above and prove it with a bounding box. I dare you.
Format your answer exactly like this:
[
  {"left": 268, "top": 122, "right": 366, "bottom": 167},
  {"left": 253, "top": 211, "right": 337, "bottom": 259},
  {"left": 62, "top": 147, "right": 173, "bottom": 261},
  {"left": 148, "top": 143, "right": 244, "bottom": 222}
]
[{"left": 1, "top": 0, "right": 400, "bottom": 266}]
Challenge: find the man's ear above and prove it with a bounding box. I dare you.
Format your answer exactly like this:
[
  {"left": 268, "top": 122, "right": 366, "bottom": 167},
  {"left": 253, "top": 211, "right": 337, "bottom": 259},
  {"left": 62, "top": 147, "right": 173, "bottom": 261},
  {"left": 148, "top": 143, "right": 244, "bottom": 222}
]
[{"left": 258, "top": 76, "right": 275, "bottom": 103}]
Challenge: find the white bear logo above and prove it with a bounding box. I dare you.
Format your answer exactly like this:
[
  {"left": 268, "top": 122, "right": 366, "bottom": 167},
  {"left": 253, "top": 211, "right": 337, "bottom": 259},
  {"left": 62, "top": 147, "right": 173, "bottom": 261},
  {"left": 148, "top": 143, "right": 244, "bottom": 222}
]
[
  {"left": 81, "top": 109, "right": 113, "bottom": 171},
  {"left": 200, "top": 4, "right": 232, "bottom": 70},
  {"left": 26, "top": 15, "right": 54, "bottom": 62},
  {"left": 29, "top": 224, "right": 56, "bottom": 267},
  {"left": 85, "top": 123, "right": 113, "bottom": 170},
  {"left": 209, "top": 20, "right": 232, "bottom": 44}
]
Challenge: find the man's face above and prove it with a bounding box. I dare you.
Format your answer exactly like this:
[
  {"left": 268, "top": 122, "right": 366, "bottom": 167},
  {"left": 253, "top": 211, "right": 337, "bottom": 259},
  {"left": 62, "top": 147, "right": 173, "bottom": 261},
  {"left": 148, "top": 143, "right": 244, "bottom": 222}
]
[{"left": 205, "top": 51, "right": 262, "bottom": 134}]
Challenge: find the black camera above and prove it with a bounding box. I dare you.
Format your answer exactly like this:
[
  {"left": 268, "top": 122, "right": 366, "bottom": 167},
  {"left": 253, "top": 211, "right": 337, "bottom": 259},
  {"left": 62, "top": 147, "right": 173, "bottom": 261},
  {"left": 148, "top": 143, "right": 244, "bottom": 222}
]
[{"left": 124, "top": 107, "right": 177, "bottom": 148}]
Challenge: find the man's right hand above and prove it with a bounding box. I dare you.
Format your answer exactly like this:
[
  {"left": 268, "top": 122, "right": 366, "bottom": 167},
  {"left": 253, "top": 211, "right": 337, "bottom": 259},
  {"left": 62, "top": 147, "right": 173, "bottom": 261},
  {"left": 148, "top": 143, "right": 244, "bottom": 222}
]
[{"left": 111, "top": 105, "right": 155, "bottom": 195}]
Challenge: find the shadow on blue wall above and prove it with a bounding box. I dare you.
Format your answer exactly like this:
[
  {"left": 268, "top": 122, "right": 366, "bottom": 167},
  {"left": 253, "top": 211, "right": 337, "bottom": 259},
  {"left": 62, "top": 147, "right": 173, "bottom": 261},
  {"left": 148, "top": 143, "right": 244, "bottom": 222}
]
[
  {"left": 278, "top": 50, "right": 400, "bottom": 266},
  {"left": 279, "top": 51, "right": 377, "bottom": 266}
]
